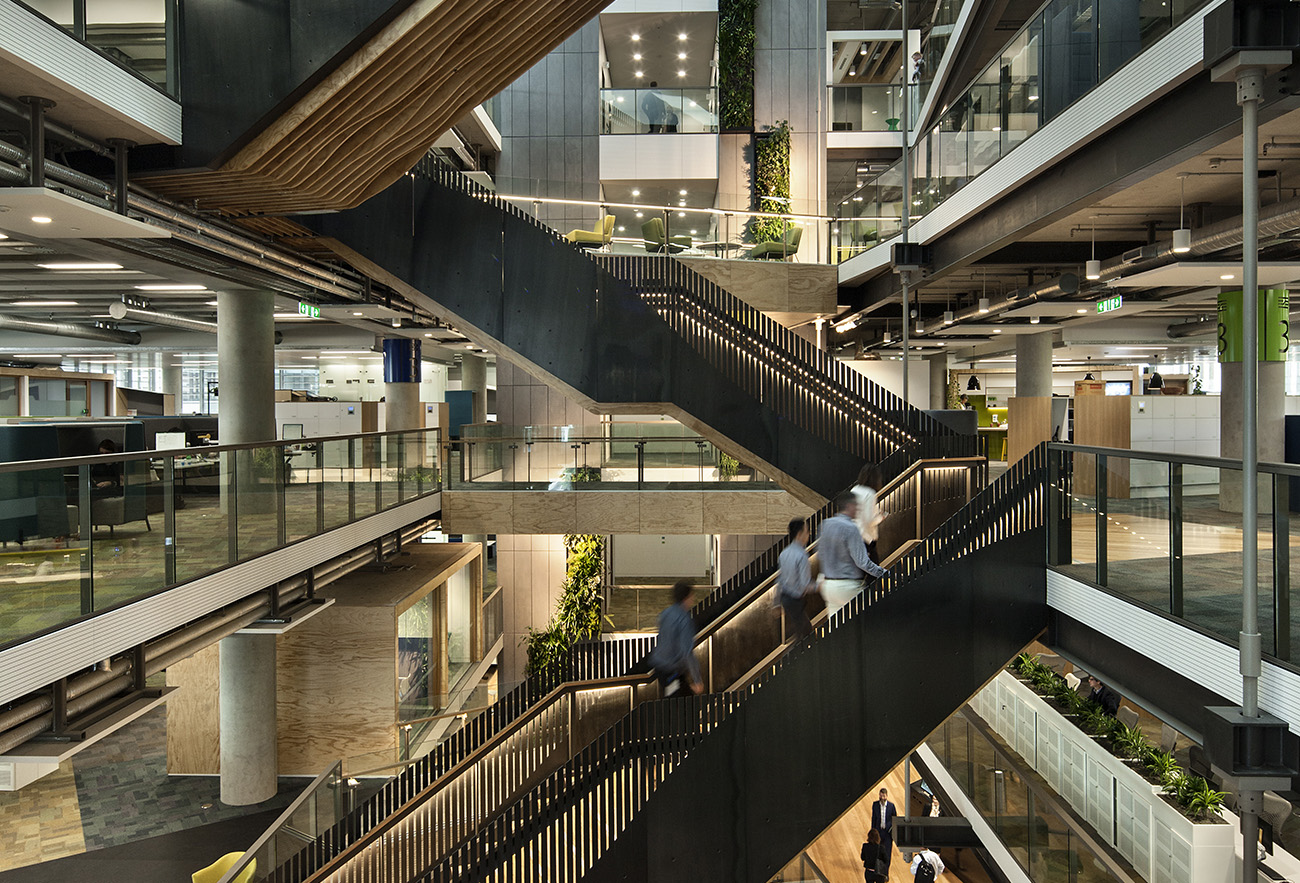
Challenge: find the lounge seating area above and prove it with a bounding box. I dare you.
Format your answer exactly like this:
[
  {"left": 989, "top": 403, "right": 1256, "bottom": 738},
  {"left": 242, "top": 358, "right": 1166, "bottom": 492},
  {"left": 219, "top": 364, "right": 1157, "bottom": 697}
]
[
  {"left": 565, "top": 215, "right": 615, "bottom": 250},
  {"left": 641, "top": 217, "right": 693, "bottom": 254},
  {"left": 749, "top": 226, "right": 802, "bottom": 261}
]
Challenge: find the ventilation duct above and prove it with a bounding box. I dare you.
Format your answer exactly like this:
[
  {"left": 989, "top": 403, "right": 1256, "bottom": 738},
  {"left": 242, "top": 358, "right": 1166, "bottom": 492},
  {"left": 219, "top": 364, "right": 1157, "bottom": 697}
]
[
  {"left": 0, "top": 314, "right": 139, "bottom": 344},
  {"left": 108, "top": 301, "right": 217, "bottom": 334}
]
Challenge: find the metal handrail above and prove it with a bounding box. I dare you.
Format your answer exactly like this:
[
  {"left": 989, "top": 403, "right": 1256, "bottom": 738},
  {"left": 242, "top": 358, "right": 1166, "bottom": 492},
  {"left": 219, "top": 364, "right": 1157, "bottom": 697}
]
[
  {"left": 0, "top": 425, "right": 439, "bottom": 475},
  {"left": 218, "top": 761, "right": 344, "bottom": 883},
  {"left": 1050, "top": 441, "right": 1300, "bottom": 476}
]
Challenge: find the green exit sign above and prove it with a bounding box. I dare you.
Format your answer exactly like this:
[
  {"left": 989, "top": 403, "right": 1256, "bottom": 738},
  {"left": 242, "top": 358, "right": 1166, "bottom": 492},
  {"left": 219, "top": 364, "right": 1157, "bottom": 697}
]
[
  {"left": 298, "top": 301, "right": 320, "bottom": 318},
  {"left": 1096, "top": 295, "right": 1123, "bottom": 314}
]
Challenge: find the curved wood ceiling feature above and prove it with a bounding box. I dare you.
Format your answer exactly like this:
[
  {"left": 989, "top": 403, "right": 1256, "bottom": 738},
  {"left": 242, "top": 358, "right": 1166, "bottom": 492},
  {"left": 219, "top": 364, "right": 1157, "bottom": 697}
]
[{"left": 140, "top": 0, "right": 607, "bottom": 216}]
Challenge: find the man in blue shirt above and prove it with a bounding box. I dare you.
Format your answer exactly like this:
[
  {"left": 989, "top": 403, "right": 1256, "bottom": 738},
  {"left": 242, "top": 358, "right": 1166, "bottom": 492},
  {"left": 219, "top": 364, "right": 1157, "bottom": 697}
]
[
  {"left": 647, "top": 579, "right": 703, "bottom": 697},
  {"left": 820, "top": 492, "right": 888, "bottom": 616},
  {"left": 777, "top": 517, "right": 815, "bottom": 640}
]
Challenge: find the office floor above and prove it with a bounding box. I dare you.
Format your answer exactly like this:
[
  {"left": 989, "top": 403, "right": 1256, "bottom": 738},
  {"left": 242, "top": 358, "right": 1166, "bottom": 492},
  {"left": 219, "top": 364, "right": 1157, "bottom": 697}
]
[
  {"left": 0, "top": 473, "right": 416, "bottom": 648},
  {"left": 0, "top": 703, "right": 304, "bottom": 876}
]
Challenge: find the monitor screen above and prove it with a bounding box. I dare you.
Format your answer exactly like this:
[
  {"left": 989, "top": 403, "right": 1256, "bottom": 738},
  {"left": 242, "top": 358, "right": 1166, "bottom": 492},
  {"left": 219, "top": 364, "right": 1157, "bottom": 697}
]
[
  {"left": 282, "top": 423, "right": 304, "bottom": 440},
  {"left": 1105, "top": 381, "right": 1132, "bottom": 396}
]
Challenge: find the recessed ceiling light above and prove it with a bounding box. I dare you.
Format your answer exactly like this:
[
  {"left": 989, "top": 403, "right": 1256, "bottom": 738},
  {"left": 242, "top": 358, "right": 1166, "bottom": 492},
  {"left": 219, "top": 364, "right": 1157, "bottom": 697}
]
[
  {"left": 635, "top": 211, "right": 644, "bottom": 218},
  {"left": 617, "top": 226, "right": 625, "bottom": 232},
  {"left": 631, "top": 33, "right": 640, "bottom": 41},
  {"left": 679, "top": 189, "right": 687, "bottom": 196},
  {"left": 993, "top": 329, "right": 1003, "bottom": 333},
  {"left": 632, "top": 52, "right": 642, "bottom": 61},
  {"left": 677, "top": 69, "right": 686, "bottom": 77},
  {"left": 690, "top": 229, "right": 698, "bottom": 235},
  {"left": 0, "top": 233, "right": 7, "bottom": 240},
  {"left": 635, "top": 70, "right": 644, "bottom": 78},
  {"left": 678, "top": 32, "right": 687, "bottom": 40},
  {"left": 425, "top": 332, "right": 434, "bottom": 337},
  {"left": 31, "top": 216, "right": 52, "bottom": 224},
  {"left": 1076, "top": 308, "right": 1087, "bottom": 314},
  {"left": 206, "top": 300, "right": 219, "bottom": 306},
  {"left": 1220, "top": 273, "right": 1235, "bottom": 280},
  {"left": 353, "top": 311, "right": 364, "bottom": 316},
  {"left": 12, "top": 300, "right": 78, "bottom": 306},
  {"left": 678, "top": 199, "right": 686, "bottom": 206},
  {"left": 677, "top": 51, "right": 687, "bottom": 60},
  {"left": 631, "top": 189, "right": 640, "bottom": 197},
  {"left": 135, "top": 284, "right": 208, "bottom": 291},
  {"left": 37, "top": 262, "right": 122, "bottom": 270},
  {"left": 677, "top": 211, "right": 685, "bottom": 217}
]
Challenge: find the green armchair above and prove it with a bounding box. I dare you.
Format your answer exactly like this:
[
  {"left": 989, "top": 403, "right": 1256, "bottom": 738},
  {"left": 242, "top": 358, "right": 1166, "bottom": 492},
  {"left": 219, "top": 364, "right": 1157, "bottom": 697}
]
[
  {"left": 749, "top": 226, "right": 802, "bottom": 261},
  {"left": 641, "top": 217, "right": 693, "bottom": 254},
  {"left": 565, "top": 215, "right": 615, "bottom": 250}
]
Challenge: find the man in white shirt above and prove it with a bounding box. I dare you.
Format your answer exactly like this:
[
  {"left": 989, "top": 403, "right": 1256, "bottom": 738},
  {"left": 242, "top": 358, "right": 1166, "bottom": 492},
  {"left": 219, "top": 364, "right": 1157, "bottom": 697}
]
[
  {"left": 819, "top": 493, "right": 888, "bottom": 616},
  {"left": 910, "top": 846, "right": 945, "bottom": 880}
]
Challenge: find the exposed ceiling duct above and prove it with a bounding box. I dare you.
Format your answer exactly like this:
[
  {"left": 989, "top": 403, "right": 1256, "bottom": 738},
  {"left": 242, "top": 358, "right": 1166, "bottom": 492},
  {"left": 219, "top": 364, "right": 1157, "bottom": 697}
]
[
  {"left": 0, "top": 314, "right": 140, "bottom": 344},
  {"left": 108, "top": 301, "right": 218, "bottom": 333},
  {"left": 943, "top": 273, "right": 1081, "bottom": 326}
]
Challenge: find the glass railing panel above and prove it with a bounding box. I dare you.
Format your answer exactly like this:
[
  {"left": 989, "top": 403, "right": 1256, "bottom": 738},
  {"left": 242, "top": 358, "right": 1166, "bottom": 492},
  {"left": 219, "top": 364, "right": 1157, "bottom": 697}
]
[
  {"left": 1000, "top": 23, "right": 1043, "bottom": 154},
  {"left": 1065, "top": 451, "right": 1098, "bottom": 583},
  {"left": 0, "top": 464, "right": 86, "bottom": 644},
  {"left": 1180, "top": 464, "right": 1262, "bottom": 648},
  {"left": 85, "top": 0, "right": 170, "bottom": 92},
  {"left": 285, "top": 443, "right": 323, "bottom": 543},
  {"left": 829, "top": 85, "right": 903, "bottom": 132},
  {"left": 1102, "top": 456, "right": 1171, "bottom": 615},
  {"left": 968, "top": 61, "right": 1003, "bottom": 177},
  {"left": 22, "top": 0, "right": 74, "bottom": 30},
  {"left": 173, "top": 450, "right": 234, "bottom": 584},
  {"left": 319, "top": 439, "right": 353, "bottom": 531},
  {"left": 89, "top": 457, "right": 167, "bottom": 610},
  {"left": 599, "top": 88, "right": 718, "bottom": 135},
  {"left": 1040, "top": 0, "right": 1098, "bottom": 120},
  {"left": 353, "top": 437, "right": 380, "bottom": 520},
  {"left": 233, "top": 445, "right": 281, "bottom": 561}
]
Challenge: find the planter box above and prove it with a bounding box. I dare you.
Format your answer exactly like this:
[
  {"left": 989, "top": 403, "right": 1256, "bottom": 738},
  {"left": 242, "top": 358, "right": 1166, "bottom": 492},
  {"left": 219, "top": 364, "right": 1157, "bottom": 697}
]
[{"left": 975, "top": 672, "right": 1235, "bottom": 883}]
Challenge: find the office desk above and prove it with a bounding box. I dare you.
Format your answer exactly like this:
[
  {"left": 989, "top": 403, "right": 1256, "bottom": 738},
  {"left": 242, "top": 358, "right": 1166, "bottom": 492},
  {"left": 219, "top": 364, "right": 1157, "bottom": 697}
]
[{"left": 978, "top": 426, "right": 1008, "bottom": 461}]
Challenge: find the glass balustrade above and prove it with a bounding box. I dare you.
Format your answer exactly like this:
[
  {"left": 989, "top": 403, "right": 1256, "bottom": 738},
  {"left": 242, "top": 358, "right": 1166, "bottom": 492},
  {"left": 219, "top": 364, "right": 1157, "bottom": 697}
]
[
  {"left": 18, "top": 0, "right": 178, "bottom": 95},
  {"left": 0, "top": 428, "right": 441, "bottom": 651},
  {"left": 833, "top": 0, "right": 1215, "bottom": 262},
  {"left": 599, "top": 88, "right": 719, "bottom": 135},
  {"left": 1048, "top": 443, "right": 1298, "bottom": 665},
  {"left": 829, "top": 85, "right": 903, "bottom": 132},
  {"left": 448, "top": 431, "right": 778, "bottom": 491}
]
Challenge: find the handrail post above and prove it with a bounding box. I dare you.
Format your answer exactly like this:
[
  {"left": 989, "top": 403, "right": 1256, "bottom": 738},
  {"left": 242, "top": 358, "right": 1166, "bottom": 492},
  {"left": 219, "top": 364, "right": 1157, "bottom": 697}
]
[
  {"left": 78, "top": 463, "right": 93, "bottom": 614},
  {"left": 1169, "top": 463, "right": 1183, "bottom": 617},
  {"left": 1095, "top": 454, "right": 1107, "bottom": 586},
  {"left": 163, "top": 457, "right": 177, "bottom": 586}
]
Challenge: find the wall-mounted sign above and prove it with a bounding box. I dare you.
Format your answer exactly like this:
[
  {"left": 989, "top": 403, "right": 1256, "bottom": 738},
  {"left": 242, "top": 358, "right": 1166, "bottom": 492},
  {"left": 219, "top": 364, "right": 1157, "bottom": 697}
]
[
  {"left": 1095, "top": 294, "right": 1123, "bottom": 314},
  {"left": 1217, "top": 289, "right": 1289, "bottom": 362},
  {"left": 298, "top": 301, "right": 320, "bottom": 318}
]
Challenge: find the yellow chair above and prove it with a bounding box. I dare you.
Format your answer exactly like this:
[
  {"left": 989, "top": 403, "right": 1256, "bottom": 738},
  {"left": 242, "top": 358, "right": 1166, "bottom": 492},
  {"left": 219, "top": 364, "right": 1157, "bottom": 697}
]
[
  {"left": 193, "top": 851, "right": 256, "bottom": 883},
  {"left": 565, "top": 215, "right": 615, "bottom": 250}
]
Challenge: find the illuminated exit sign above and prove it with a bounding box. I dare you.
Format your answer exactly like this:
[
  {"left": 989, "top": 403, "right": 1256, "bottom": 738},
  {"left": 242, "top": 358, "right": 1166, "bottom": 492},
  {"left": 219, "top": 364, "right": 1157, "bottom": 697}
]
[
  {"left": 298, "top": 301, "right": 320, "bottom": 318},
  {"left": 1095, "top": 294, "right": 1123, "bottom": 314}
]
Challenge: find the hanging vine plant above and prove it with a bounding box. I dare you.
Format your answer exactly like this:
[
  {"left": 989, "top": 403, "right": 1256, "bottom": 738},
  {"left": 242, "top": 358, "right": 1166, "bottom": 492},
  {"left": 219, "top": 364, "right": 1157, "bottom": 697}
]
[
  {"left": 718, "top": 0, "right": 757, "bottom": 130},
  {"left": 750, "top": 120, "right": 791, "bottom": 243},
  {"left": 523, "top": 469, "right": 607, "bottom": 688}
]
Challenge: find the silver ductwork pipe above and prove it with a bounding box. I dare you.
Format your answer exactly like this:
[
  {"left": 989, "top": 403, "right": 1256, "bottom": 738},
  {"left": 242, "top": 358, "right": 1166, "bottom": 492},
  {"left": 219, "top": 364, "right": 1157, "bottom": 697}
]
[
  {"left": 945, "top": 273, "right": 1081, "bottom": 325},
  {"left": 0, "top": 314, "right": 140, "bottom": 344},
  {"left": 1167, "top": 316, "right": 1216, "bottom": 339},
  {"left": 108, "top": 301, "right": 217, "bottom": 333}
]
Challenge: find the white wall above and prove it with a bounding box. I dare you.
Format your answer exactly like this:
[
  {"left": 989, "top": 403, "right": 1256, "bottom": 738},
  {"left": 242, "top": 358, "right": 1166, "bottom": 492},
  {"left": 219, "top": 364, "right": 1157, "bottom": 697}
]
[
  {"left": 612, "top": 534, "right": 712, "bottom": 579},
  {"left": 844, "top": 358, "right": 930, "bottom": 409}
]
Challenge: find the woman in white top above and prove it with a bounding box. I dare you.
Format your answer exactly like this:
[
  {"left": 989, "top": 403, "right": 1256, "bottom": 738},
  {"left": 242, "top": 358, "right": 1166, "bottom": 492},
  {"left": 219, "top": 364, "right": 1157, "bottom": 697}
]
[{"left": 852, "top": 464, "right": 884, "bottom": 559}]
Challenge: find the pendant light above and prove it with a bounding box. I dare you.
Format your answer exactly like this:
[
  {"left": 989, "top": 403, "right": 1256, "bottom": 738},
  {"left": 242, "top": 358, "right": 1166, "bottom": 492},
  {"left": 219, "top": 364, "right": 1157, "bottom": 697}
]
[
  {"left": 967, "top": 374, "right": 981, "bottom": 390},
  {"left": 1085, "top": 218, "right": 1101, "bottom": 280},
  {"left": 943, "top": 309, "right": 954, "bottom": 325},
  {"left": 1172, "top": 174, "right": 1191, "bottom": 254},
  {"left": 978, "top": 297, "right": 990, "bottom": 314}
]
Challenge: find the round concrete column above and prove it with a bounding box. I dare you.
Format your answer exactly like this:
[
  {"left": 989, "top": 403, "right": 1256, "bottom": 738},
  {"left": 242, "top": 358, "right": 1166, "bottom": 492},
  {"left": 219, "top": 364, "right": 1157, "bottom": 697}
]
[
  {"left": 928, "top": 355, "right": 948, "bottom": 409},
  {"left": 460, "top": 354, "right": 488, "bottom": 425},
  {"left": 1015, "top": 333, "right": 1053, "bottom": 398},
  {"left": 219, "top": 632, "right": 277, "bottom": 806},
  {"left": 1221, "top": 360, "right": 1284, "bottom": 513},
  {"left": 383, "top": 338, "right": 423, "bottom": 433},
  {"left": 216, "top": 291, "right": 276, "bottom": 444},
  {"left": 161, "top": 353, "right": 183, "bottom": 410}
]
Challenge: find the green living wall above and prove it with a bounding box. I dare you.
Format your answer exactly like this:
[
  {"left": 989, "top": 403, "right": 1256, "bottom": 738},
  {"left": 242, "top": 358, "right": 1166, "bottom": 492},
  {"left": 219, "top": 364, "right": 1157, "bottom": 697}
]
[{"left": 719, "top": 0, "right": 757, "bottom": 130}]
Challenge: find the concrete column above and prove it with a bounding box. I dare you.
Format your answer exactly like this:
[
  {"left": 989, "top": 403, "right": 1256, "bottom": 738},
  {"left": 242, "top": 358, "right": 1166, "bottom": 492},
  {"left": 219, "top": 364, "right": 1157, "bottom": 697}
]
[
  {"left": 461, "top": 354, "right": 488, "bottom": 425},
  {"left": 215, "top": 291, "right": 278, "bottom": 805},
  {"left": 1015, "top": 333, "right": 1053, "bottom": 398},
  {"left": 161, "top": 353, "right": 183, "bottom": 413},
  {"left": 928, "top": 355, "right": 948, "bottom": 409},
  {"left": 383, "top": 339, "right": 423, "bottom": 432},
  {"left": 1221, "top": 360, "right": 1284, "bottom": 513},
  {"left": 217, "top": 291, "right": 276, "bottom": 444},
  {"left": 219, "top": 633, "right": 278, "bottom": 805}
]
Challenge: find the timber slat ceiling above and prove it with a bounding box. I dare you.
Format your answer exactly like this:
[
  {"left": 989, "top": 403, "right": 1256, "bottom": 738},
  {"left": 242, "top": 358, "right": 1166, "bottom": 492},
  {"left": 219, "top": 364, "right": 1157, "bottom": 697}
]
[{"left": 141, "top": 0, "right": 607, "bottom": 216}]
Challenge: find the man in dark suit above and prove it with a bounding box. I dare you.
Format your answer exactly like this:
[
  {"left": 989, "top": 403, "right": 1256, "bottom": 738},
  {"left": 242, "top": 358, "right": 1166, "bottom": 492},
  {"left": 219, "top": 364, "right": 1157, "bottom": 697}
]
[
  {"left": 1087, "top": 675, "right": 1121, "bottom": 717},
  {"left": 870, "top": 787, "right": 897, "bottom": 873}
]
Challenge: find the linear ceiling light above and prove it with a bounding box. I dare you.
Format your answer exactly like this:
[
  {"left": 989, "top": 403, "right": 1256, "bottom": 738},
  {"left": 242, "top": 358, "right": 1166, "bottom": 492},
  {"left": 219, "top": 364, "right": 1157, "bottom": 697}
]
[
  {"left": 135, "top": 284, "right": 208, "bottom": 291},
  {"left": 12, "top": 300, "right": 78, "bottom": 306},
  {"left": 37, "top": 262, "right": 123, "bottom": 270}
]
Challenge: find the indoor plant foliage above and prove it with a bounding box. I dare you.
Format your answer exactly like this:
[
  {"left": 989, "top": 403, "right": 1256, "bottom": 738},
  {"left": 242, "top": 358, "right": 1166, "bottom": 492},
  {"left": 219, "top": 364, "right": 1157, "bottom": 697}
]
[
  {"left": 717, "top": 451, "right": 741, "bottom": 481},
  {"left": 523, "top": 531, "right": 607, "bottom": 688},
  {"left": 1009, "top": 654, "right": 1226, "bottom": 822},
  {"left": 751, "top": 121, "right": 792, "bottom": 244},
  {"left": 718, "top": 0, "right": 757, "bottom": 130}
]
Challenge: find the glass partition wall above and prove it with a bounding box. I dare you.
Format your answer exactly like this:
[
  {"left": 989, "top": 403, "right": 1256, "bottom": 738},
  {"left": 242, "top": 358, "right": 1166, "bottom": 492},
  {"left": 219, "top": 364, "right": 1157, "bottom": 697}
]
[{"left": 17, "top": 0, "right": 177, "bottom": 94}]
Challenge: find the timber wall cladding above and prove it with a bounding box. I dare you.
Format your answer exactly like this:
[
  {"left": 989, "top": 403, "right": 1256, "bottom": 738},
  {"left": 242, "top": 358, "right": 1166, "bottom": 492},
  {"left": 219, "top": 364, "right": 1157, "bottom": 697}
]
[
  {"left": 142, "top": 0, "right": 610, "bottom": 214},
  {"left": 166, "top": 642, "right": 220, "bottom": 774}
]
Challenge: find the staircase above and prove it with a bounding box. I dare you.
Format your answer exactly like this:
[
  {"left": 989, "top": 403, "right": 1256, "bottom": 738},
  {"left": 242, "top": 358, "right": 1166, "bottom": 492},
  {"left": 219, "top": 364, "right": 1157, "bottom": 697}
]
[{"left": 307, "top": 162, "right": 977, "bottom": 505}]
